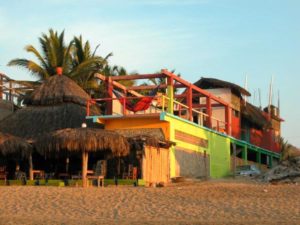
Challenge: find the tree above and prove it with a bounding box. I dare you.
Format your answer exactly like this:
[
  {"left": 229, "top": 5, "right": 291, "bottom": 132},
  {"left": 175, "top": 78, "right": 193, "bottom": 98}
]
[
  {"left": 8, "top": 29, "right": 111, "bottom": 94},
  {"left": 101, "top": 65, "right": 136, "bottom": 88},
  {"left": 146, "top": 69, "right": 181, "bottom": 94},
  {"left": 69, "top": 35, "right": 112, "bottom": 95},
  {"left": 8, "top": 29, "right": 73, "bottom": 80},
  {"left": 280, "top": 137, "right": 292, "bottom": 161}
]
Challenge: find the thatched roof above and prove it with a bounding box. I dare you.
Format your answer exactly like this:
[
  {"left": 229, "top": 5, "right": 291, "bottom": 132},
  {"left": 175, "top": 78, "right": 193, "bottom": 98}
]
[
  {"left": 241, "top": 102, "right": 270, "bottom": 128},
  {"left": 114, "top": 128, "right": 169, "bottom": 148},
  {"left": 0, "top": 103, "right": 100, "bottom": 140},
  {"left": 35, "top": 128, "right": 129, "bottom": 156},
  {"left": 24, "top": 75, "right": 91, "bottom": 106},
  {"left": 0, "top": 132, "right": 31, "bottom": 157},
  {"left": 0, "top": 99, "right": 14, "bottom": 111},
  {"left": 194, "top": 77, "right": 251, "bottom": 97},
  {"left": 0, "top": 74, "right": 101, "bottom": 139}
]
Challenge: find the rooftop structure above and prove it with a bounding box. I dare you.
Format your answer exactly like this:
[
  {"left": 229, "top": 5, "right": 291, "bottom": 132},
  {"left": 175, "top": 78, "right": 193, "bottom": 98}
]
[{"left": 87, "top": 69, "right": 282, "bottom": 183}]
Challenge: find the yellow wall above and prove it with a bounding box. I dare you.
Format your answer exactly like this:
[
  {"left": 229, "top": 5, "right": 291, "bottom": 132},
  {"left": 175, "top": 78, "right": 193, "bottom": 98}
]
[
  {"left": 163, "top": 113, "right": 231, "bottom": 178},
  {"left": 104, "top": 117, "right": 170, "bottom": 140}
]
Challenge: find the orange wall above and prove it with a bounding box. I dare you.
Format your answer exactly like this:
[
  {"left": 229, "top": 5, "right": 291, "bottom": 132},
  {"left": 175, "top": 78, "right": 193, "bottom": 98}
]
[{"left": 104, "top": 117, "right": 170, "bottom": 140}]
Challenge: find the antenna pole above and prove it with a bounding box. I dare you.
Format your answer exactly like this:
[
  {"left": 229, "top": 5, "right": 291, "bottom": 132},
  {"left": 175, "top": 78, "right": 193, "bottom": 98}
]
[
  {"left": 244, "top": 74, "right": 248, "bottom": 105},
  {"left": 253, "top": 89, "right": 256, "bottom": 105},
  {"left": 258, "top": 88, "right": 262, "bottom": 109},
  {"left": 278, "top": 89, "right": 280, "bottom": 116},
  {"left": 268, "top": 76, "right": 274, "bottom": 114}
]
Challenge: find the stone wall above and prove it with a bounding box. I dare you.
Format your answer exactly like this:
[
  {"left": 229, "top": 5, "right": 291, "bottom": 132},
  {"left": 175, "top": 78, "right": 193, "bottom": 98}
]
[{"left": 175, "top": 147, "right": 210, "bottom": 179}]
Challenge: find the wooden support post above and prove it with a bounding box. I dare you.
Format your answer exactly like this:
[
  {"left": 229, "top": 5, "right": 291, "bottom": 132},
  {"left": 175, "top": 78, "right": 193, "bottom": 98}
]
[
  {"left": 9, "top": 81, "right": 12, "bottom": 102},
  {"left": 233, "top": 143, "right": 236, "bottom": 178},
  {"left": 256, "top": 150, "right": 261, "bottom": 169},
  {"left": 0, "top": 75, "right": 3, "bottom": 100},
  {"left": 86, "top": 100, "right": 90, "bottom": 116},
  {"left": 106, "top": 77, "right": 113, "bottom": 115},
  {"left": 269, "top": 156, "right": 273, "bottom": 168},
  {"left": 82, "top": 151, "right": 88, "bottom": 188},
  {"left": 187, "top": 85, "right": 193, "bottom": 121},
  {"left": 225, "top": 106, "right": 231, "bottom": 135},
  {"left": 167, "top": 76, "right": 174, "bottom": 114},
  {"left": 122, "top": 90, "right": 127, "bottom": 116},
  {"left": 242, "top": 145, "right": 248, "bottom": 164},
  {"left": 29, "top": 153, "right": 33, "bottom": 181},
  {"left": 206, "top": 96, "right": 212, "bottom": 128}
]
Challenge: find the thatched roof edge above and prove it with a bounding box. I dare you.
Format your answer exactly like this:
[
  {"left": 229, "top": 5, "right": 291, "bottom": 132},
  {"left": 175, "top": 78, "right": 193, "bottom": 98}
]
[
  {"left": 0, "top": 132, "right": 31, "bottom": 157},
  {"left": 194, "top": 77, "right": 251, "bottom": 97},
  {"left": 34, "top": 128, "right": 129, "bottom": 157},
  {"left": 24, "top": 75, "right": 91, "bottom": 107}
]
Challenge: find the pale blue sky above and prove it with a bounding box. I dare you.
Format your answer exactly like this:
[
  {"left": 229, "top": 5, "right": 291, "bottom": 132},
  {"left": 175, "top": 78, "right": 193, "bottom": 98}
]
[{"left": 0, "top": 0, "right": 299, "bottom": 146}]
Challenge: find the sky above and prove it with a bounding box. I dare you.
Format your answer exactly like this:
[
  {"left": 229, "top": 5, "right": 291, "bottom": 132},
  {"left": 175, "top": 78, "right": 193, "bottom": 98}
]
[{"left": 0, "top": 0, "right": 299, "bottom": 146}]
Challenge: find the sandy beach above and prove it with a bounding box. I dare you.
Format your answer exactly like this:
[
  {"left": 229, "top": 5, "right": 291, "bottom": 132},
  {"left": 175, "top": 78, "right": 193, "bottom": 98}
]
[{"left": 0, "top": 180, "right": 299, "bottom": 225}]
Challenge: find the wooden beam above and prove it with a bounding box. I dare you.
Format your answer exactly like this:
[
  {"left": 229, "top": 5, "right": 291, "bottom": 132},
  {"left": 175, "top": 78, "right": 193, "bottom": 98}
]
[
  {"left": 225, "top": 105, "right": 231, "bottom": 135},
  {"left": 29, "top": 153, "right": 33, "bottom": 181},
  {"left": 82, "top": 151, "right": 88, "bottom": 188},
  {"left": 94, "top": 73, "right": 142, "bottom": 97},
  {"left": 167, "top": 76, "right": 174, "bottom": 114},
  {"left": 111, "top": 73, "right": 164, "bottom": 81},
  {"left": 9, "top": 81, "right": 12, "bottom": 102},
  {"left": 0, "top": 76, "right": 3, "bottom": 100},
  {"left": 127, "top": 83, "right": 185, "bottom": 91},
  {"left": 161, "top": 69, "right": 229, "bottom": 106},
  {"left": 192, "top": 103, "right": 226, "bottom": 108},
  {"left": 187, "top": 85, "right": 193, "bottom": 121},
  {"left": 106, "top": 77, "right": 113, "bottom": 115},
  {"left": 206, "top": 96, "right": 212, "bottom": 128}
]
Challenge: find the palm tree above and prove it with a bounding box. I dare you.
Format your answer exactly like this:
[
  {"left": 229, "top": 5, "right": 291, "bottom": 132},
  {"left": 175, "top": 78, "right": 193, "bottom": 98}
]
[
  {"left": 8, "top": 29, "right": 73, "bottom": 80},
  {"left": 102, "top": 65, "right": 136, "bottom": 87},
  {"left": 148, "top": 69, "right": 181, "bottom": 93},
  {"left": 68, "top": 35, "right": 112, "bottom": 95},
  {"left": 8, "top": 30, "right": 111, "bottom": 93}
]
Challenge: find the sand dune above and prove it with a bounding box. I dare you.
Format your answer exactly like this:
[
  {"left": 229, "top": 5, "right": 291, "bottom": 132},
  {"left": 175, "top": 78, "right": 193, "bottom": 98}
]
[{"left": 0, "top": 180, "right": 299, "bottom": 225}]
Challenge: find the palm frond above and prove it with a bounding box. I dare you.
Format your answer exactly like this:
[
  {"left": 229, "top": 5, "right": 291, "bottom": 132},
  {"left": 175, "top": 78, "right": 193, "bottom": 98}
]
[
  {"left": 25, "top": 45, "right": 48, "bottom": 71},
  {"left": 8, "top": 59, "right": 48, "bottom": 79},
  {"left": 92, "top": 44, "right": 100, "bottom": 57}
]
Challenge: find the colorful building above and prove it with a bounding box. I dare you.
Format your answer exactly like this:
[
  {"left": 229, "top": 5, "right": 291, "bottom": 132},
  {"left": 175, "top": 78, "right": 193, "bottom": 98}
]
[{"left": 87, "top": 70, "right": 282, "bottom": 185}]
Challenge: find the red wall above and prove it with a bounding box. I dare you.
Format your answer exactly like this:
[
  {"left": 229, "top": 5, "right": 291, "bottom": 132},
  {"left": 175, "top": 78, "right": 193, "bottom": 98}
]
[
  {"left": 250, "top": 128, "right": 280, "bottom": 153},
  {"left": 231, "top": 114, "right": 240, "bottom": 139}
]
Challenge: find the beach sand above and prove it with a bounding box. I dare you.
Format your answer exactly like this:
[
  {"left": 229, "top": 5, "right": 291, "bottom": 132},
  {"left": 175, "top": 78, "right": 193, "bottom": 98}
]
[{"left": 0, "top": 179, "right": 299, "bottom": 225}]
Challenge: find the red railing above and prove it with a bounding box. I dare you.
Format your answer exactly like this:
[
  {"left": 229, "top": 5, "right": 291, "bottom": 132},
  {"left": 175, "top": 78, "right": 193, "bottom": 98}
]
[{"left": 87, "top": 95, "right": 230, "bottom": 135}]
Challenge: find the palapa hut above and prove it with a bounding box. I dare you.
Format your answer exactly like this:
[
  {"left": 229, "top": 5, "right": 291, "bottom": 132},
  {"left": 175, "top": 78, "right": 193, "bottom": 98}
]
[
  {"left": 0, "top": 75, "right": 101, "bottom": 139},
  {"left": 35, "top": 128, "right": 129, "bottom": 187},
  {"left": 0, "top": 75, "right": 104, "bottom": 180},
  {"left": 0, "top": 132, "right": 31, "bottom": 180},
  {"left": 0, "top": 132, "right": 31, "bottom": 157}
]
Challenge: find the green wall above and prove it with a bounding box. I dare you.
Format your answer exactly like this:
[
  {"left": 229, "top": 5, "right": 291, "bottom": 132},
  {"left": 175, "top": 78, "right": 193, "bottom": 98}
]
[{"left": 161, "top": 113, "right": 231, "bottom": 178}]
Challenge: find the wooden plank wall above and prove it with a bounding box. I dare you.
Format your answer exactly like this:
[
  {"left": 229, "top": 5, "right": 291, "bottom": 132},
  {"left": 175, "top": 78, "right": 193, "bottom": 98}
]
[{"left": 142, "top": 146, "right": 170, "bottom": 185}]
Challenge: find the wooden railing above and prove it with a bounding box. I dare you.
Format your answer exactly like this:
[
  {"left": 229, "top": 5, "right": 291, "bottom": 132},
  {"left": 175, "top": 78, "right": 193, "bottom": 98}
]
[{"left": 87, "top": 94, "right": 230, "bottom": 135}]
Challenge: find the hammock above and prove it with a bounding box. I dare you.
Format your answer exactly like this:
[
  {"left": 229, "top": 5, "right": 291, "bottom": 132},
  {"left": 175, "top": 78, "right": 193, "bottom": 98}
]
[{"left": 113, "top": 87, "right": 159, "bottom": 113}]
